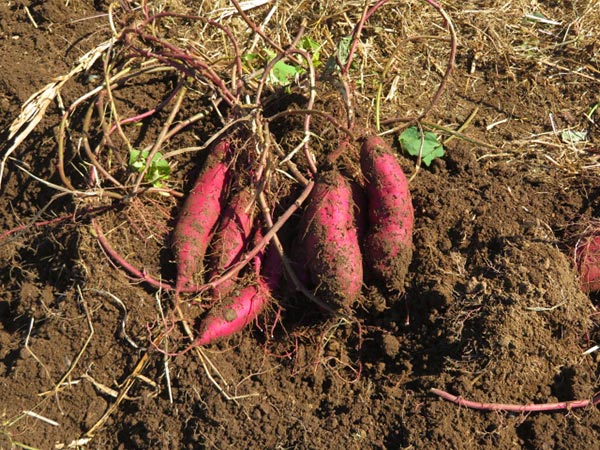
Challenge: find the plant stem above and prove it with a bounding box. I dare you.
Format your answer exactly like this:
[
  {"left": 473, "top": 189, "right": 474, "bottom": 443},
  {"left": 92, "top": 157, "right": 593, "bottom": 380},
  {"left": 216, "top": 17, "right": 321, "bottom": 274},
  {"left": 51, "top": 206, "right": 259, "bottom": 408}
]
[{"left": 431, "top": 388, "right": 600, "bottom": 413}]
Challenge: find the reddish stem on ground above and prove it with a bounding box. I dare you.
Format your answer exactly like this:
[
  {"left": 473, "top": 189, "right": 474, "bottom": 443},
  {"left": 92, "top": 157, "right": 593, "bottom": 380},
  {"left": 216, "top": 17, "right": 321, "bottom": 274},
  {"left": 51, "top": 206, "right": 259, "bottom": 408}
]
[
  {"left": 1, "top": 205, "right": 112, "bottom": 242},
  {"left": 92, "top": 218, "right": 175, "bottom": 291},
  {"left": 431, "top": 388, "right": 600, "bottom": 413}
]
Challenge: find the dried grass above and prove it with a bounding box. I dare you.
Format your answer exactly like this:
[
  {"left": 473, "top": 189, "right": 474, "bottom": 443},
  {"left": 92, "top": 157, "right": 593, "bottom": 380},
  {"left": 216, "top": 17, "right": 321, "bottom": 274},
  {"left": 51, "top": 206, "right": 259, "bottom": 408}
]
[{"left": 3, "top": 0, "right": 597, "bottom": 187}]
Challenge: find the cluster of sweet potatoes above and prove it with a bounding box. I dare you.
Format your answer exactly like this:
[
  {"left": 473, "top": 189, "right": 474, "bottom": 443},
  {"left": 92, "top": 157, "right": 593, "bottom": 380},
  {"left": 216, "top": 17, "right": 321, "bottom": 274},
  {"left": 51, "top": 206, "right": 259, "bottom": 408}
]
[
  {"left": 169, "top": 139, "right": 282, "bottom": 346},
  {"left": 295, "top": 136, "right": 414, "bottom": 310},
  {"left": 175, "top": 134, "right": 414, "bottom": 346}
]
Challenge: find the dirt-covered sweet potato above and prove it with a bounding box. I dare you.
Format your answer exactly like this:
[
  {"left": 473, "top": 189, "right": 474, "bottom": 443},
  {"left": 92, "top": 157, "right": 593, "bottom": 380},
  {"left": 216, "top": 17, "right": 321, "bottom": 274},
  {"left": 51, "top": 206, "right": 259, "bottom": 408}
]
[
  {"left": 298, "top": 170, "right": 364, "bottom": 308},
  {"left": 361, "top": 135, "right": 414, "bottom": 294}
]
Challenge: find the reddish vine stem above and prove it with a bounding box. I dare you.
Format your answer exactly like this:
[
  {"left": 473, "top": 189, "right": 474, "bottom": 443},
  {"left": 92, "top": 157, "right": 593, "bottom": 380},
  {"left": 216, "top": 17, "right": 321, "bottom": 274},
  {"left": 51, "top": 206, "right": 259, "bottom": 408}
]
[
  {"left": 343, "top": 0, "right": 456, "bottom": 125},
  {"left": 256, "top": 41, "right": 318, "bottom": 175},
  {"left": 431, "top": 388, "right": 600, "bottom": 413},
  {"left": 92, "top": 218, "right": 176, "bottom": 291},
  {"left": 254, "top": 19, "right": 307, "bottom": 103},
  {"left": 342, "top": 0, "right": 383, "bottom": 76},
  {"left": 289, "top": 48, "right": 318, "bottom": 175},
  {"left": 256, "top": 190, "right": 341, "bottom": 317},
  {"left": 83, "top": 99, "right": 124, "bottom": 189},
  {"left": 123, "top": 11, "right": 243, "bottom": 104},
  {"left": 416, "top": 0, "right": 456, "bottom": 120},
  {"left": 1, "top": 203, "right": 111, "bottom": 244},
  {"left": 161, "top": 102, "right": 218, "bottom": 143},
  {"left": 55, "top": 64, "right": 171, "bottom": 194},
  {"left": 125, "top": 35, "right": 236, "bottom": 106},
  {"left": 200, "top": 180, "right": 315, "bottom": 294},
  {"left": 108, "top": 76, "right": 181, "bottom": 132},
  {"left": 132, "top": 83, "right": 187, "bottom": 193}
]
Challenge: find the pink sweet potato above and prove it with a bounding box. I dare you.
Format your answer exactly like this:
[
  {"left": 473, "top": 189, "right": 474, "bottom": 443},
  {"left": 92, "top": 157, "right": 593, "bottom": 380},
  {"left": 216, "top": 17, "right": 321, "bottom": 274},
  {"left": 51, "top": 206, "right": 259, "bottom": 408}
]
[
  {"left": 360, "top": 135, "right": 414, "bottom": 293},
  {"left": 172, "top": 140, "right": 230, "bottom": 293},
  {"left": 194, "top": 242, "right": 282, "bottom": 346},
  {"left": 194, "top": 280, "right": 269, "bottom": 346},
  {"left": 208, "top": 188, "right": 255, "bottom": 298},
  {"left": 576, "top": 234, "right": 600, "bottom": 293},
  {"left": 298, "top": 170, "right": 364, "bottom": 308},
  {"left": 351, "top": 179, "right": 368, "bottom": 241}
]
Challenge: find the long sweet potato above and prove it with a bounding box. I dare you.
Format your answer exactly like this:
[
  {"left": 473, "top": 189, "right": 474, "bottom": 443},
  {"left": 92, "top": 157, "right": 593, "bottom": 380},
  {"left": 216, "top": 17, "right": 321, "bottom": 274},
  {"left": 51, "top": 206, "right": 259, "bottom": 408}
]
[
  {"left": 299, "top": 170, "right": 364, "bottom": 309},
  {"left": 172, "top": 140, "right": 230, "bottom": 293},
  {"left": 194, "top": 241, "right": 282, "bottom": 346},
  {"left": 360, "top": 135, "right": 414, "bottom": 293},
  {"left": 208, "top": 188, "right": 255, "bottom": 298},
  {"left": 194, "top": 281, "right": 269, "bottom": 346}
]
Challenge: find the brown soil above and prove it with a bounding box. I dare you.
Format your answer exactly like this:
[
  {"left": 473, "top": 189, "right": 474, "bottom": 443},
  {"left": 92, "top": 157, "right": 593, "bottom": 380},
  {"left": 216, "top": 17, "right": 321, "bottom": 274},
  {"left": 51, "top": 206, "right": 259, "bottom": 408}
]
[{"left": 2, "top": 1, "right": 600, "bottom": 449}]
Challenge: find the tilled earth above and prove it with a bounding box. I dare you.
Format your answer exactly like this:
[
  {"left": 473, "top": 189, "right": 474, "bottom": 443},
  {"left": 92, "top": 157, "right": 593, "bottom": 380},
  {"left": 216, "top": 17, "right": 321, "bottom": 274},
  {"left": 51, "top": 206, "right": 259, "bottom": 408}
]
[{"left": 1, "top": 1, "right": 600, "bottom": 449}]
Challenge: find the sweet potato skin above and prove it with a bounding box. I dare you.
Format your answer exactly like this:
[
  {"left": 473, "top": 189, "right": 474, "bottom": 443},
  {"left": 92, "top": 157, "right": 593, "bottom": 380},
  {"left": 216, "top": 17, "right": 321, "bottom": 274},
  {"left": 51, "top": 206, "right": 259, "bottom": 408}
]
[
  {"left": 299, "top": 170, "right": 364, "bottom": 308},
  {"left": 194, "top": 242, "right": 282, "bottom": 346},
  {"left": 172, "top": 140, "right": 230, "bottom": 293},
  {"left": 576, "top": 235, "right": 600, "bottom": 293},
  {"left": 208, "top": 188, "right": 255, "bottom": 298},
  {"left": 195, "top": 280, "right": 269, "bottom": 346},
  {"left": 361, "top": 135, "right": 414, "bottom": 293}
]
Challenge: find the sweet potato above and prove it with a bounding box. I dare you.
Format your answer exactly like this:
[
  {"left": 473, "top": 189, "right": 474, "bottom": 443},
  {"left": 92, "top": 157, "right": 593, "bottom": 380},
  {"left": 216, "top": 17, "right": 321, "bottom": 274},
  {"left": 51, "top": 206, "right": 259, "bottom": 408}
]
[
  {"left": 576, "top": 234, "right": 600, "bottom": 293},
  {"left": 195, "top": 242, "right": 282, "bottom": 346},
  {"left": 208, "top": 188, "right": 255, "bottom": 298},
  {"left": 194, "top": 280, "right": 269, "bottom": 346},
  {"left": 299, "top": 170, "right": 364, "bottom": 308},
  {"left": 172, "top": 140, "right": 230, "bottom": 293},
  {"left": 360, "top": 135, "right": 414, "bottom": 293}
]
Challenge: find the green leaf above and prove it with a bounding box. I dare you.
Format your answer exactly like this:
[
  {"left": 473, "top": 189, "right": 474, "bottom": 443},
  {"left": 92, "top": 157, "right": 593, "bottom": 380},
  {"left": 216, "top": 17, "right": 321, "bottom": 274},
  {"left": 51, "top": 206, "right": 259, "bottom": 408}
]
[
  {"left": 337, "top": 35, "right": 353, "bottom": 67},
  {"left": 245, "top": 38, "right": 323, "bottom": 87},
  {"left": 263, "top": 49, "right": 302, "bottom": 86},
  {"left": 322, "top": 35, "right": 356, "bottom": 76},
  {"left": 300, "top": 36, "right": 320, "bottom": 53},
  {"left": 399, "top": 126, "right": 445, "bottom": 166},
  {"left": 146, "top": 158, "right": 170, "bottom": 184},
  {"left": 128, "top": 148, "right": 145, "bottom": 171},
  {"left": 271, "top": 59, "right": 301, "bottom": 85},
  {"left": 241, "top": 52, "right": 260, "bottom": 70},
  {"left": 129, "top": 149, "right": 171, "bottom": 186},
  {"left": 299, "top": 36, "right": 322, "bottom": 68}
]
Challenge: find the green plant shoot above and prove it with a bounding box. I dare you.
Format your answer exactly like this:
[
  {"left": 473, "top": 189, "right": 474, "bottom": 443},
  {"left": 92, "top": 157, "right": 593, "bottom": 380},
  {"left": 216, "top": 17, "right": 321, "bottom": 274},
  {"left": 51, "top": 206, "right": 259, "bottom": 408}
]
[
  {"left": 299, "top": 36, "right": 322, "bottom": 68},
  {"left": 129, "top": 149, "right": 171, "bottom": 187}
]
